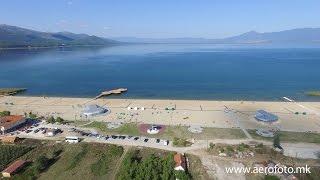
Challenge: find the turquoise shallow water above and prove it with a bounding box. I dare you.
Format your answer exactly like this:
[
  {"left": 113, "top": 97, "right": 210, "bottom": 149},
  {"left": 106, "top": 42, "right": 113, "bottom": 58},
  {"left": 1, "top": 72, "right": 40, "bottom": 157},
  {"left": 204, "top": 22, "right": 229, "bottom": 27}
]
[{"left": 0, "top": 44, "right": 320, "bottom": 101}]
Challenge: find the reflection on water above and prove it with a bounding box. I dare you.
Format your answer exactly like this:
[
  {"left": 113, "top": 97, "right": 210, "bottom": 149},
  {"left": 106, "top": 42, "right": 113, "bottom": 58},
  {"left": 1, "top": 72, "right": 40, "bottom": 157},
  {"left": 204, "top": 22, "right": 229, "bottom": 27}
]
[{"left": 0, "top": 44, "right": 320, "bottom": 101}]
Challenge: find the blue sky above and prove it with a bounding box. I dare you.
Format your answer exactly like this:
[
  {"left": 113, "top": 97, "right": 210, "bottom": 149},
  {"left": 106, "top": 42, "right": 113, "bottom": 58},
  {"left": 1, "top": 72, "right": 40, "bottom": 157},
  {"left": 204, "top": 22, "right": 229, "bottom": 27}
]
[{"left": 0, "top": 0, "right": 320, "bottom": 38}]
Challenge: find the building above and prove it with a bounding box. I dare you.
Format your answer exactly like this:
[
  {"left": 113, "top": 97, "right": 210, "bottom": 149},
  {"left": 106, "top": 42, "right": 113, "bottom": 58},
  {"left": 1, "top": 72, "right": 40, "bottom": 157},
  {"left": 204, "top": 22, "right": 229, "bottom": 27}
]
[
  {"left": 1, "top": 160, "right": 27, "bottom": 178},
  {"left": 82, "top": 104, "right": 108, "bottom": 117},
  {"left": 174, "top": 153, "right": 187, "bottom": 171},
  {"left": 254, "top": 110, "right": 278, "bottom": 122},
  {"left": 0, "top": 115, "right": 26, "bottom": 134}
]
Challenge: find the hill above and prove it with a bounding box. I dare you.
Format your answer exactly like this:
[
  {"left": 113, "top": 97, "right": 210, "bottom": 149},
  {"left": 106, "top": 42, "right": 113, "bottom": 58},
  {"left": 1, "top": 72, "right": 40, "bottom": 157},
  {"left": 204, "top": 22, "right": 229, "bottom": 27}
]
[
  {"left": 114, "top": 28, "right": 320, "bottom": 44},
  {"left": 0, "top": 24, "right": 118, "bottom": 48}
]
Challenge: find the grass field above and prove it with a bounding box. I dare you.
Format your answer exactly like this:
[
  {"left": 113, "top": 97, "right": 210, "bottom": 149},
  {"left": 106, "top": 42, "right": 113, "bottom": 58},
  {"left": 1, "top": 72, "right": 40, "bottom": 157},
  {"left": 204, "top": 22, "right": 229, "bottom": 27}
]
[
  {"left": 10, "top": 141, "right": 124, "bottom": 180},
  {"left": 84, "top": 121, "right": 246, "bottom": 140},
  {"left": 38, "top": 143, "right": 123, "bottom": 180},
  {"left": 248, "top": 129, "right": 320, "bottom": 144}
]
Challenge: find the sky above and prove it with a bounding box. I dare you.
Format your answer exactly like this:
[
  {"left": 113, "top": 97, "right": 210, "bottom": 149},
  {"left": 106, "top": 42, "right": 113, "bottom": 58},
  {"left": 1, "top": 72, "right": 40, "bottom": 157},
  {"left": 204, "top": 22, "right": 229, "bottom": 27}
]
[{"left": 0, "top": 0, "right": 320, "bottom": 38}]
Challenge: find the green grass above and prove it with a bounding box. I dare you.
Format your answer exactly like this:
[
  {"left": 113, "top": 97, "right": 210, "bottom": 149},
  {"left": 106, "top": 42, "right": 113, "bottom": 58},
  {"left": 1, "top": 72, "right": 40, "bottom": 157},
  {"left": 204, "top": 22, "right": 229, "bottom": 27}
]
[
  {"left": 9, "top": 141, "right": 124, "bottom": 180},
  {"left": 90, "top": 145, "right": 123, "bottom": 176},
  {"left": 38, "top": 143, "right": 123, "bottom": 180},
  {"left": 84, "top": 122, "right": 140, "bottom": 136},
  {"left": 83, "top": 121, "right": 246, "bottom": 140},
  {"left": 172, "top": 137, "right": 192, "bottom": 147},
  {"left": 66, "top": 144, "right": 89, "bottom": 170},
  {"left": 306, "top": 91, "right": 320, "bottom": 97},
  {"left": 248, "top": 129, "right": 320, "bottom": 144},
  {"left": 186, "top": 154, "right": 210, "bottom": 180}
]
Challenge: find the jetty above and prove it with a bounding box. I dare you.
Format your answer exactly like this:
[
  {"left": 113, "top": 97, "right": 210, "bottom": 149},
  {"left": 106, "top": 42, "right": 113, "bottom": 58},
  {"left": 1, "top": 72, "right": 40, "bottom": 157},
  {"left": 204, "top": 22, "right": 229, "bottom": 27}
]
[
  {"left": 94, "top": 88, "right": 127, "bottom": 99},
  {"left": 0, "top": 88, "right": 27, "bottom": 96}
]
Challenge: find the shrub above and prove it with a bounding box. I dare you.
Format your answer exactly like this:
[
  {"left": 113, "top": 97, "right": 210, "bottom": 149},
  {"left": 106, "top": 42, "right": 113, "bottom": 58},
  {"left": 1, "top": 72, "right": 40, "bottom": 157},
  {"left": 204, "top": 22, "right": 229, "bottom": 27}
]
[{"left": 0, "top": 111, "right": 10, "bottom": 117}]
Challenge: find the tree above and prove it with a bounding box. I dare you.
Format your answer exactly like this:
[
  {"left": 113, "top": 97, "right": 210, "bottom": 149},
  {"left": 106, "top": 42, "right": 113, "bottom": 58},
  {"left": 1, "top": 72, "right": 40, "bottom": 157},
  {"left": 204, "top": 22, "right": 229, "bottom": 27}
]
[
  {"left": 47, "top": 116, "right": 55, "bottom": 124},
  {"left": 56, "top": 117, "right": 64, "bottom": 124},
  {"left": 34, "top": 155, "right": 50, "bottom": 172},
  {"left": 0, "top": 111, "right": 10, "bottom": 117},
  {"left": 28, "top": 112, "right": 37, "bottom": 119}
]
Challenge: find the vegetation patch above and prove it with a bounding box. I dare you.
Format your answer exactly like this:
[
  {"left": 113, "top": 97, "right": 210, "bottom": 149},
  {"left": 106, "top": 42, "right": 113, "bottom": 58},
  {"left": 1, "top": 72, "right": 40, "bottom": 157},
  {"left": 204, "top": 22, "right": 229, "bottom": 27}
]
[
  {"left": 90, "top": 145, "right": 123, "bottom": 176},
  {"left": 66, "top": 144, "right": 89, "bottom": 170},
  {"left": 0, "top": 110, "right": 11, "bottom": 117},
  {"left": 84, "top": 121, "right": 140, "bottom": 135},
  {"left": 117, "top": 149, "right": 190, "bottom": 180},
  {"left": 84, "top": 122, "right": 245, "bottom": 140},
  {"left": 172, "top": 137, "right": 192, "bottom": 147},
  {"left": 248, "top": 129, "right": 320, "bottom": 144},
  {"left": 0, "top": 144, "right": 33, "bottom": 171}
]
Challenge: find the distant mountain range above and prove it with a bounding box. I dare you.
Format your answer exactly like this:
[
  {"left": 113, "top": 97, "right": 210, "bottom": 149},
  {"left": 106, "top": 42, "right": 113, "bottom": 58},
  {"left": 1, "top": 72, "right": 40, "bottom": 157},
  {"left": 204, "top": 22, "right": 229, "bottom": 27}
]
[
  {"left": 1, "top": 24, "right": 320, "bottom": 48},
  {"left": 114, "top": 28, "right": 320, "bottom": 44},
  {"left": 0, "top": 24, "right": 118, "bottom": 48}
]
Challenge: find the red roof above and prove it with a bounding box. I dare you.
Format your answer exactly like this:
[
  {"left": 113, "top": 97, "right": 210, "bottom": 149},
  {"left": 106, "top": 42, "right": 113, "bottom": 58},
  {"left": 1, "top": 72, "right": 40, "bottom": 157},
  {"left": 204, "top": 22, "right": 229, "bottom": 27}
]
[
  {"left": 174, "top": 153, "right": 186, "bottom": 169},
  {"left": 0, "top": 115, "right": 25, "bottom": 129},
  {"left": 2, "top": 160, "right": 26, "bottom": 174}
]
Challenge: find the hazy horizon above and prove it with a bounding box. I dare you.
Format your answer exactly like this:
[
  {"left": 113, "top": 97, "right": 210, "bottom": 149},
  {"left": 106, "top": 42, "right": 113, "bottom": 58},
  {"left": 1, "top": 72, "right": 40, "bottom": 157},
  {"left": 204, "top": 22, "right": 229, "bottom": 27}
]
[{"left": 1, "top": 0, "right": 320, "bottom": 39}]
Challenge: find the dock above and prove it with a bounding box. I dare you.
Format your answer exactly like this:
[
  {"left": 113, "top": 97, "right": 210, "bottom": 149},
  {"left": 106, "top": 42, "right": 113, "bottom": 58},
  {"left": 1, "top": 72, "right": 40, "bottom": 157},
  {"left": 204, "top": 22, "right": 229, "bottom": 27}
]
[{"left": 94, "top": 88, "right": 127, "bottom": 99}]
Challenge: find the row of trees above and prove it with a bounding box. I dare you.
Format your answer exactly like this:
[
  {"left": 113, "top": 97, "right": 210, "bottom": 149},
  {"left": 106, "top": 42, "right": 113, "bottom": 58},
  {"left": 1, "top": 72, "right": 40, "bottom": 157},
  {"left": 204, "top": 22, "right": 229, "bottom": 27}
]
[
  {"left": 117, "top": 150, "right": 190, "bottom": 180},
  {"left": 46, "top": 116, "right": 66, "bottom": 124}
]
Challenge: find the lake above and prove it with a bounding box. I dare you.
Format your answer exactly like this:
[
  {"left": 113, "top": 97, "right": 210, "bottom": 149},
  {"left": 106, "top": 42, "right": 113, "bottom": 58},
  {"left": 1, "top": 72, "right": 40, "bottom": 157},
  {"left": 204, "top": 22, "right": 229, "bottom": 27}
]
[{"left": 1, "top": 44, "right": 320, "bottom": 101}]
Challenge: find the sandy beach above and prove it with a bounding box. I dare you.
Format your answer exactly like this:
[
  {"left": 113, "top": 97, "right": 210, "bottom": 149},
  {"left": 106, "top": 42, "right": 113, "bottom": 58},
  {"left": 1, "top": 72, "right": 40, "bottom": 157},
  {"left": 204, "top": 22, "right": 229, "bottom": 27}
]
[{"left": 1, "top": 96, "right": 320, "bottom": 133}]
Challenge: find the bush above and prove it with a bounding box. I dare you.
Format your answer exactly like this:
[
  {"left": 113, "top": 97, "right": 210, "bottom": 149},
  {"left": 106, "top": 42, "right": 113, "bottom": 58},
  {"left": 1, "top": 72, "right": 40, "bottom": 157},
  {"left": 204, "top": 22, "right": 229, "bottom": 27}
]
[
  {"left": 34, "top": 155, "right": 50, "bottom": 173},
  {"left": 0, "top": 111, "right": 10, "bottom": 117},
  {"left": 117, "top": 150, "right": 188, "bottom": 180},
  {"left": 47, "top": 116, "right": 55, "bottom": 124},
  {"left": 173, "top": 137, "right": 192, "bottom": 147},
  {"left": 28, "top": 112, "right": 37, "bottom": 119}
]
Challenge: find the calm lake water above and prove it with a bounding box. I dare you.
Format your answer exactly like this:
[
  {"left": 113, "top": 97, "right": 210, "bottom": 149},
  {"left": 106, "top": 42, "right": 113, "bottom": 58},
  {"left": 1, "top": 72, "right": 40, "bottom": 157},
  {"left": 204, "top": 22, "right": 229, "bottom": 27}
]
[{"left": 1, "top": 44, "right": 320, "bottom": 101}]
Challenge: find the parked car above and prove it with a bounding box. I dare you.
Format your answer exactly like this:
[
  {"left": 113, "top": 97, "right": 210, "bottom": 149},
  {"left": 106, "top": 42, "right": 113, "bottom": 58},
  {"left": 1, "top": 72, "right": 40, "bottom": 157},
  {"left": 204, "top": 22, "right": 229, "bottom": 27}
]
[
  {"left": 163, "top": 140, "right": 169, "bottom": 146},
  {"left": 133, "top": 137, "right": 139, "bottom": 141},
  {"left": 156, "top": 139, "right": 160, "bottom": 143},
  {"left": 144, "top": 138, "right": 149, "bottom": 142}
]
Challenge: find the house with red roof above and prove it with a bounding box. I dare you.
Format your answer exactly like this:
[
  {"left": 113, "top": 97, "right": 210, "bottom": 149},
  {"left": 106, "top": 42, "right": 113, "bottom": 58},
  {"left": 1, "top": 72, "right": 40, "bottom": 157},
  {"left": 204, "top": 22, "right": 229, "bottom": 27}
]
[
  {"left": 0, "top": 115, "right": 26, "bottom": 134},
  {"left": 1, "top": 160, "right": 27, "bottom": 177},
  {"left": 174, "top": 153, "right": 187, "bottom": 171}
]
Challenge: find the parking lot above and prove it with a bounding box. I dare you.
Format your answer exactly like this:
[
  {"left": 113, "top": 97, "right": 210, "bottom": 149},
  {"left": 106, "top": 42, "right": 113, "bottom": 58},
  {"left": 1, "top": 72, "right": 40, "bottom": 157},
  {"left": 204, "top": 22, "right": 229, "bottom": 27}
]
[{"left": 5, "top": 120, "right": 170, "bottom": 148}]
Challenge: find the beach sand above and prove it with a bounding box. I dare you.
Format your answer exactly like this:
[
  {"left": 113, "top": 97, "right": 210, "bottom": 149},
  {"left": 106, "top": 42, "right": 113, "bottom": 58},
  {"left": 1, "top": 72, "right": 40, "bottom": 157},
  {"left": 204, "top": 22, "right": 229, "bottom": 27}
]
[{"left": 1, "top": 96, "right": 320, "bottom": 132}]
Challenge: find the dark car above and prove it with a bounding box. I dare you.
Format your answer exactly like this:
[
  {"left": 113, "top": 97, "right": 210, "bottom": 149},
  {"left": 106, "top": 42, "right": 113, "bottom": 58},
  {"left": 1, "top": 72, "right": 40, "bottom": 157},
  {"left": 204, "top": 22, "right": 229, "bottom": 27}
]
[
  {"left": 119, "top": 136, "right": 126, "bottom": 139},
  {"left": 133, "top": 137, "right": 139, "bottom": 141},
  {"left": 156, "top": 139, "right": 160, "bottom": 143},
  {"left": 34, "top": 129, "right": 40, "bottom": 133},
  {"left": 111, "top": 135, "right": 118, "bottom": 139},
  {"left": 144, "top": 138, "right": 149, "bottom": 142},
  {"left": 26, "top": 130, "right": 32, "bottom": 133},
  {"left": 105, "top": 136, "right": 110, "bottom": 140}
]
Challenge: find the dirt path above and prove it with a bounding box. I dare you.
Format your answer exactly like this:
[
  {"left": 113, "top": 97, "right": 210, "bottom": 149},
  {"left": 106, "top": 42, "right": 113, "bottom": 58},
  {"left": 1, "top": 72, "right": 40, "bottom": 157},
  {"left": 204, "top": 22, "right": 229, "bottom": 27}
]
[{"left": 111, "top": 146, "right": 129, "bottom": 180}]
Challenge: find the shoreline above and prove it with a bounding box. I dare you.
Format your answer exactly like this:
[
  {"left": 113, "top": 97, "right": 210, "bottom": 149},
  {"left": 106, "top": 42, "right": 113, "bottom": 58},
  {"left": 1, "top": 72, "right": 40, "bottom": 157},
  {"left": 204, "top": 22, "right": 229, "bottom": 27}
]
[{"left": 12, "top": 94, "right": 320, "bottom": 103}]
